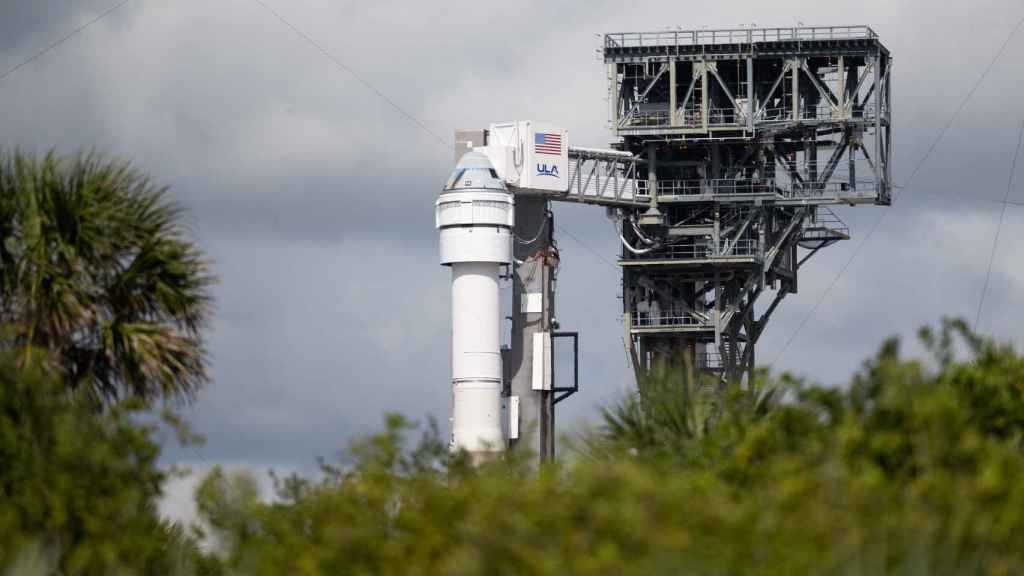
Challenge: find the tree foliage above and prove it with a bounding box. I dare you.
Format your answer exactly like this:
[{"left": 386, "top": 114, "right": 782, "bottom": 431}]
[
  {"left": 194, "top": 319, "right": 1024, "bottom": 575},
  {"left": 3, "top": 273, "right": 1022, "bottom": 576},
  {"left": 0, "top": 352, "right": 205, "bottom": 575},
  {"left": 0, "top": 150, "right": 214, "bottom": 403}
]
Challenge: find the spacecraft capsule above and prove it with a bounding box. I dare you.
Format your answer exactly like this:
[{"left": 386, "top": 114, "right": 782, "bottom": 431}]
[{"left": 436, "top": 151, "right": 513, "bottom": 461}]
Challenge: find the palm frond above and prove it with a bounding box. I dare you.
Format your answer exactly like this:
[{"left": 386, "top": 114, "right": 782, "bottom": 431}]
[{"left": 0, "top": 149, "right": 214, "bottom": 403}]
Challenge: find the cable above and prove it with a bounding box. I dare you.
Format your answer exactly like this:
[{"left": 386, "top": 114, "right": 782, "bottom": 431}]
[
  {"left": 0, "top": 0, "right": 134, "bottom": 85},
  {"left": 908, "top": 188, "right": 1024, "bottom": 208},
  {"left": 905, "top": 15, "right": 1024, "bottom": 191},
  {"left": 249, "top": 0, "right": 450, "bottom": 150},
  {"left": 555, "top": 223, "right": 618, "bottom": 270},
  {"left": 770, "top": 12, "right": 1024, "bottom": 367},
  {"left": 250, "top": 1, "right": 628, "bottom": 289},
  {"left": 246, "top": 2, "right": 1024, "bottom": 355},
  {"left": 974, "top": 119, "right": 1024, "bottom": 330},
  {"left": 515, "top": 212, "right": 551, "bottom": 245},
  {"left": 629, "top": 218, "right": 657, "bottom": 246},
  {"left": 615, "top": 220, "right": 657, "bottom": 254}
]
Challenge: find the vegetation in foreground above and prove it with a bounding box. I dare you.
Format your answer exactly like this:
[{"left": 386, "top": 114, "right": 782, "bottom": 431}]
[
  {"left": 0, "top": 149, "right": 215, "bottom": 575},
  {"left": 2, "top": 150, "right": 1024, "bottom": 575},
  {"left": 4, "top": 313, "right": 1024, "bottom": 574},
  {"left": 191, "top": 319, "right": 1024, "bottom": 575},
  {"left": 0, "top": 352, "right": 208, "bottom": 575},
  {"left": 0, "top": 149, "right": 213, "bottom": 404}
]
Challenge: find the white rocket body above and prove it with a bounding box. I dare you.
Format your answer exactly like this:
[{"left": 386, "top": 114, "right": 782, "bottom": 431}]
[{"left": 436, "top": 151, "right": 513, "bottom": 459}]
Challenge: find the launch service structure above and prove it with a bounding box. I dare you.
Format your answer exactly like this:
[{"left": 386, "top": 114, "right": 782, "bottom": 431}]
[{"left": 437, "top": 26, "right": 893, "bottom": 463}]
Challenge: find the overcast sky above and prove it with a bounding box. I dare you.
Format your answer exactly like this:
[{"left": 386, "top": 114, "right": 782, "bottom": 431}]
[{"left": 3, "top": 0, "right": 1024, "bottom": 515}]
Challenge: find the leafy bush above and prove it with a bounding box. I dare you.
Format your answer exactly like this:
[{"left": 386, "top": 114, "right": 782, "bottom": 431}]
[
  {"left": 4, "top": 318, "right": 1020, "bottom": 574},
  {"left": 0, "top": 352, "right": 203, "bottom": 575},
  {"left": 194, "top": 319, "right": 1024, "bottom": 575}
]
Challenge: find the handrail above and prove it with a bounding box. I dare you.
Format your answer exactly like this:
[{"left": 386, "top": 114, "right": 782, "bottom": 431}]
[
  {"left": 626, "top": 239, "right": 759, "bottom": 261},
  {"left": 637, "top": 179, "right": 777, "bottom": 198},
  {"left": 622, "top": 104, "right": 879, "bottom": 130},
  {"left": 631, "top": 309, "right": 707, "bottom": 328},
  {"left": 605, "top": 26, "right": 876, "bottom": 49}
]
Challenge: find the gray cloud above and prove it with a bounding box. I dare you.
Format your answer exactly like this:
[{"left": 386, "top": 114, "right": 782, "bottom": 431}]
[
  {"left": 1, "top": 0, "right": 1023, "bottom": 474},
  {"left": 0, "top": 0, "right": 111, "bottom": 56}
]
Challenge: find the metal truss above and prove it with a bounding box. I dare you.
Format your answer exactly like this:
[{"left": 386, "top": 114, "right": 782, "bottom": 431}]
[
  {"left": 619, "top": 201, "right": 833, "bottom": 384},
  {"left": 506, "top": 27, "right": 892, "bottom": 394},
  {"left": 602, "top": 27, "right": 891, "bottom": 392},
  {"left": 605, "top": 26, "right": 892, "bottom": 206}
]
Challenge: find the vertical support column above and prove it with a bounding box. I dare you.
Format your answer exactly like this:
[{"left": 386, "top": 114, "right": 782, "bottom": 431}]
[
  {"left": 805, "top": 133, "right": 818, "bottom": 186},
  {"left": 623, "top": 268, "right": 643, "bottom": 382},
  {"left": 713, "top": 267, "right": 722, "bottom": 355},
  {"left": 723, "top": 282, "right": 738, "bottom": 386},
  {"left": 757, "top": 208, "right": 767, "bottom": 285},
  {"left": 509, "top": 197, "right": 555, "bottom": 464},
  {"left": 711, "top": 144, "right": 721, "bottom": 179},
  {"left": 744, "top": 306, "right": 756, "bottom": 388},
  {"left": 648, "top": 142, "right": 658, "bottom": 204},
  {"left": 640, "top": 143, "right": 662, "bottom": 224},
  {"left": 669, "top": 60, "right": 678, "bottom": 127},
  {"left": 540, "top": 241, "right": 555, "bottom": 460},
  {"left": 849, "top": 140, "right": 857, "bottom": 190},
  {"left": 873, "top": 55, "right": 882, "bottom": 195},
  {"left": 712, "top": 204, "right": 721, "bottom": 256},
  {"left": 701, "top": 63, "right": 710, "bottom": 131},
  {"left": 790, "top": 240, "right": 799, "bottom": 293},
  {"left": 885, "top": 57, "right": 893, "bottom": 198},
  {"left": 746, "top": 56, "right": 755, "bottom": 133},
  {"left": 846, "top": 58, "right": 859, "bottom": 112},
  {"left": 791, "top": 58, "right": 800, "bottom": 121},
  {"left": 836, "top": 56, "right": 846, "bottom": 120},
  {"left": 608, "top": 63, "right": 619, "bottom": 131}
]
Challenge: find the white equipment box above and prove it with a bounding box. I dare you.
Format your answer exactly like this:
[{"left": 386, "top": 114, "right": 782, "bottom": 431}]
[{"left": 478, "top": 121, "right": 568, "bottom": 193}]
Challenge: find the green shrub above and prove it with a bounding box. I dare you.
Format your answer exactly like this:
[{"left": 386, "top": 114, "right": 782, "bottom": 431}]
[
  {"left": 0, "top": 352, "right": 202, "bottom": 575},
  {"left": 194, "top": 320, "right": 1024, "bottom": 575}
]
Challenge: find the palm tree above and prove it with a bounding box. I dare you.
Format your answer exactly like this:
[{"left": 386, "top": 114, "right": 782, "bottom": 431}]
[
  {"left": 0, "top": 150, "right": 214, "bottom": 403},
  {"left": 588, "top": 361, "right": 782, "bottom": 460}
]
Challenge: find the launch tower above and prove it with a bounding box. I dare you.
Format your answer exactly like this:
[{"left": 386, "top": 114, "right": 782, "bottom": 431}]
[
  {"left": 606, "top": 26, "right": 892, "bottom": 385},
  {"left": 441, "top": 26, "right": 893, "bottom": 461}
]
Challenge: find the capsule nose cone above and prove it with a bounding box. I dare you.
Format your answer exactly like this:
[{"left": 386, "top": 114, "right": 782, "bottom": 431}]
[{"left": 444, "top": 150, "right": 507, "bottom": 192}]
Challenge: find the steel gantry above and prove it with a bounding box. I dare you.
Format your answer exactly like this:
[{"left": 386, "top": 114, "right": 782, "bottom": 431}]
[
  {"left": 447, "top": 26, "right": 893, "bottom": 461},
  {"left": 603, "top": 25, "right": 891, "bottom": 388},
  {"left": 510, "top": 26, "right": 892, "bottom": 391}
]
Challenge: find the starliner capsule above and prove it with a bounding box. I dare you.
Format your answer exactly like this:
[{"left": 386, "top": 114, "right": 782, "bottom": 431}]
[{"left": 436, "top": 150, "right": 513, "bottom": 461}]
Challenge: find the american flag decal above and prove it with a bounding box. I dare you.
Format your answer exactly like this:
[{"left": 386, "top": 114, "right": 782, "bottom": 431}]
[{"left": 534, "top": 132, "right": 562, "bottom": 155}]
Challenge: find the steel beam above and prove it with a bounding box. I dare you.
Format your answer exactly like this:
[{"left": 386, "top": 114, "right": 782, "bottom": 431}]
[
  {"left": 756, "top": 61, "right": 790, "bottom": 120},
  {"left": 619, "top": 63, "right": 669, "bottom": 127},
  {"left": 598, "top": 28, "right": 891, "bottom": 414}
]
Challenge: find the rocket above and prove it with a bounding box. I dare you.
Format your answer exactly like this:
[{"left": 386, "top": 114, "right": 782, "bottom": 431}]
[{"left": 436, "top": 150, "right": 513, "bottom": 461}]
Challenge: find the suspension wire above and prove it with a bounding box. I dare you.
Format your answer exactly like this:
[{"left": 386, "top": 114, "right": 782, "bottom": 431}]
[
  {"left": 555, "top": 223, "right": 618, "bottom": 270},
  {"left": 245, "top": 4, "right": 1024, "bottom": 304},
  {"left": 770, "top": 12, "right": 1024, "bottom": 367},
  {"left": 249, "top": 0, "right": 451, "bottom": 151},
  {"left": 974, "top": 119, "right": 1024, "bottom": 331},
  {"left": 247, "top": 0, "right": 627, "bottom": 272},
  {"left": 0, "top": 0, "right": 134, "bottom": 85},
  {"left": 244, "top": 5, "right": 1024, "bottom": 354},
  {"left": 14, "top": 2, "right": 1024, "bottom": 368}
]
